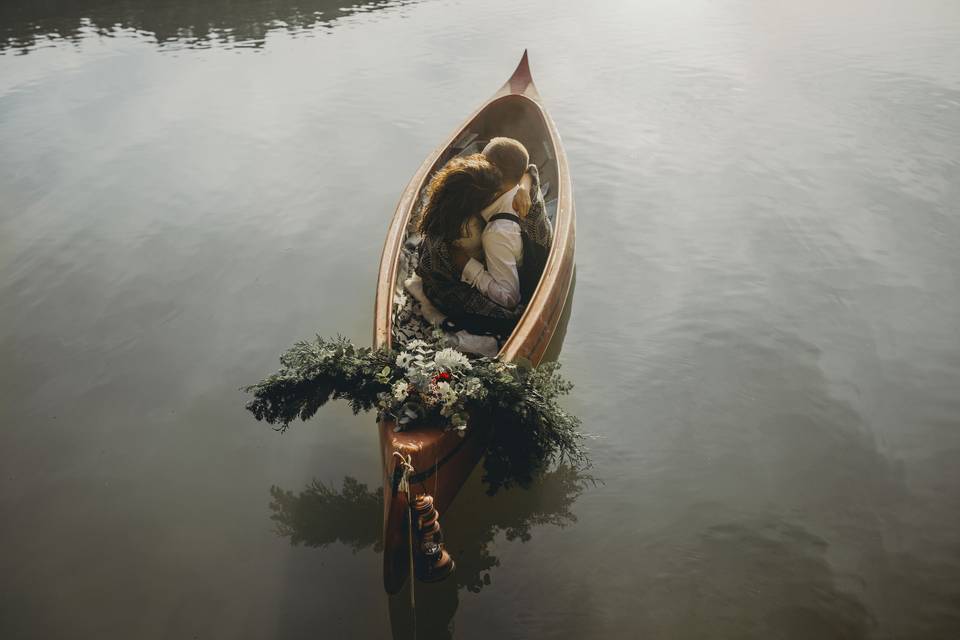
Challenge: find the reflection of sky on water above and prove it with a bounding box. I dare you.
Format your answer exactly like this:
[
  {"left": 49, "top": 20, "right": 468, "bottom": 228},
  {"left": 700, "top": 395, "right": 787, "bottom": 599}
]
[
  {"left": 0, "top": 0, "right": 419, "bottom": 53},
  {"left": 2, "top": 0, "right": 960, "bottom": 637}
]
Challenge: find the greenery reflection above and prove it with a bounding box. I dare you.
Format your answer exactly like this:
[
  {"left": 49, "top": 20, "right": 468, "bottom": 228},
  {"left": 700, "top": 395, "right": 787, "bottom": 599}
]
[
  {"left": 0, "top": 0, "right": 419, "bottom": 54},
  {"left": 271, "top": 464, "right": 589, "bottom": 637},
  {"left": 270, "top": 465, "right": 588, "bottom": 592},
  {"left": 270, "top": 476, "right": 383, "bottom": 552}
]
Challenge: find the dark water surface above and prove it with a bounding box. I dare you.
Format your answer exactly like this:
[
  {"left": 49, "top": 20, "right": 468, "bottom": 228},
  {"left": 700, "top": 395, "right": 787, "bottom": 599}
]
[{"left": 2, "top": 0, "right": 960, "bottom": 638}]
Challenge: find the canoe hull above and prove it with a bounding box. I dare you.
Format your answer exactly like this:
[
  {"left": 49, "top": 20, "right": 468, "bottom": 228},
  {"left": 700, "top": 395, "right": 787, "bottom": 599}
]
[
  {"left": 374, "top": 51, "right": 575, "bottom": 594},
  {"left": 379, "top": 419, "right": 488, "bottom": 593}
]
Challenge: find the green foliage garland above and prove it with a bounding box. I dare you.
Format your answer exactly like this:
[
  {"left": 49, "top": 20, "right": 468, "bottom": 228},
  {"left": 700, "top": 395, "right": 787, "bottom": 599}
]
[{"left": 244, "top": 336, "right": 587, "bottom": 489}]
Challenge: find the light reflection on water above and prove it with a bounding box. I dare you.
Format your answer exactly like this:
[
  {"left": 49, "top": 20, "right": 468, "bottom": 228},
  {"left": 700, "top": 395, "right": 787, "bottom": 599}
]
[{"left": 2, "top": 0, "right": 960, "bottom": 638}]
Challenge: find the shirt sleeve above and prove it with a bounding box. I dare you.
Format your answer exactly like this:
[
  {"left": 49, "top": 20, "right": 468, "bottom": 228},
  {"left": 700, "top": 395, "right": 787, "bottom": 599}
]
[{"left": 460, "top": 221, "right": 522, "bottom": 309}]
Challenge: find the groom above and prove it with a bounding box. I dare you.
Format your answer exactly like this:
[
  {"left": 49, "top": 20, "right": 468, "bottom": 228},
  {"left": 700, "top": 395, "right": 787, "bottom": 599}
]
[{"left": 445, "top": 137, "right": 552, "bottom": 337}]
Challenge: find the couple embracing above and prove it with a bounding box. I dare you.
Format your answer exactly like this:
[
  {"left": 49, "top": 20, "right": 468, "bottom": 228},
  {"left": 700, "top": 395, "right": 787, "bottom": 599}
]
[{"left": 414, "top": 137, "right": 552, "bottom": 342}]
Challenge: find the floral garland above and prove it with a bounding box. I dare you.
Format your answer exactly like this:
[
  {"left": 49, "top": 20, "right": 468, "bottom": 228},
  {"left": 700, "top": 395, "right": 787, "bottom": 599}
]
[
  {"left": 385, "top": 340, "right": 483, "bottom": 434},
  {"left": 244, "top": 336, "right": 587, "bottom": 484}
]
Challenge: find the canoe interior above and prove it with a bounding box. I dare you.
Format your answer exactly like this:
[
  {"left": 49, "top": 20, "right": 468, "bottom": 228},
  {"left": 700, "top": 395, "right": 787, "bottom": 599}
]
[
  {"left": 435, "top": 95, "right": 560, "bottom": 209},
  {"left": 389, "top": 95, "right": 559, "bottom": 352}
]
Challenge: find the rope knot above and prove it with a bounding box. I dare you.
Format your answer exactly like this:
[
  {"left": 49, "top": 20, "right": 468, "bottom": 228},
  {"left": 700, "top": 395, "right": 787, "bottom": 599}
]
[{"left": 392, "top": 450, "right": 415, "bottom": 495}]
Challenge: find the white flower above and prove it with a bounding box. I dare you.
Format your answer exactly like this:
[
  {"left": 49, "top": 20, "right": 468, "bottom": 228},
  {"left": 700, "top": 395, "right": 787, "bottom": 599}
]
[
  {"left": 434, "top": 348, "right": 472, "bottom": 372},
  {"left": 391, "top": 380, "right": 409, "bottom": 401},
  {"left": 406, "top": 339, "right": 430, "bottom": 352},
  {"left": 395, "top": 352, "right": 414, "bottom": 369},
  {"left": 434, "top": 381, "right": 458, "bottom": 406}
]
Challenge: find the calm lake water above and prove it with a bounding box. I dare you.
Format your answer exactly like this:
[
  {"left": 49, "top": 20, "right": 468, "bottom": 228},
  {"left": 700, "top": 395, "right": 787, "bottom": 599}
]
[{"left": 2, "top": 0, "right": 960, "bottom": 638}]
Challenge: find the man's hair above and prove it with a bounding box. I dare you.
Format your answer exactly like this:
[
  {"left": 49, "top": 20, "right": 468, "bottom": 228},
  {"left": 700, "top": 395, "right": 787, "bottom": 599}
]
[
  {"left": 482, "top": 137, "right": 529, "bottom": 185},
  {"left": 417, "top": 154, "right": 502, "bottom": 242}
]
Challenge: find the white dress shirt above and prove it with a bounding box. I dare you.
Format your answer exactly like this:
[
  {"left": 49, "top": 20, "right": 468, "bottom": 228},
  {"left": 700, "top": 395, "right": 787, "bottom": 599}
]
[{"left": 460, "top": 185, "right": 522, "bottom": 310}]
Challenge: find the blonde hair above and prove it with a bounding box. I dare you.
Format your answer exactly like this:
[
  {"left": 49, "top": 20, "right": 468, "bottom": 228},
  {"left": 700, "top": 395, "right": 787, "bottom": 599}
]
[{"left": 482, "top": 137, "right": 529, "bottom": 185}]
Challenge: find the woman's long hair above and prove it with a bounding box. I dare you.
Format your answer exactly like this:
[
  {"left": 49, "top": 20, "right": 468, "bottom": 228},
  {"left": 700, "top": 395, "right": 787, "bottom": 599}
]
[{"left": 417, "top": 154, "right": 502, "bottom": 242}]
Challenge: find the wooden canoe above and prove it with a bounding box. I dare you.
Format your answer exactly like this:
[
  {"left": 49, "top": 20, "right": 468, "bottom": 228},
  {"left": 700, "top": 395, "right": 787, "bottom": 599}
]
[{"left": 373, "top": 50, "right": 576, "bottom": 594}]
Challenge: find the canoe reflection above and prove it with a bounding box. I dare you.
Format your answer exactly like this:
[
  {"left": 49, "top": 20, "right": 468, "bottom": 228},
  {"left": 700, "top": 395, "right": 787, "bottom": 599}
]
[{"left": 269, "top": 464, "right": 589, "bottom": 639}]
